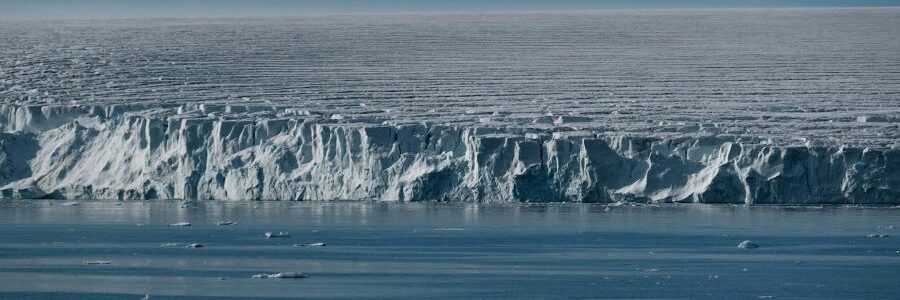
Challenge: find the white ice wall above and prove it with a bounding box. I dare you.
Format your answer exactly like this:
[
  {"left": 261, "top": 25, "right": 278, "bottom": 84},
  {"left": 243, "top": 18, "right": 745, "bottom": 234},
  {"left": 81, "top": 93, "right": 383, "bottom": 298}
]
[{"left": 0, "top": 104, "right": 897, "bottom": 203}]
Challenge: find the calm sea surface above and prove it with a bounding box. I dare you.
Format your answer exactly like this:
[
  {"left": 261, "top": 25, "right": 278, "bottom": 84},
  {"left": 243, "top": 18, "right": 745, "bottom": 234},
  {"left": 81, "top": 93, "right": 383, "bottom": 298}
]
[{"left": 0, "top": 201, "right": 898, "bottom": 299}]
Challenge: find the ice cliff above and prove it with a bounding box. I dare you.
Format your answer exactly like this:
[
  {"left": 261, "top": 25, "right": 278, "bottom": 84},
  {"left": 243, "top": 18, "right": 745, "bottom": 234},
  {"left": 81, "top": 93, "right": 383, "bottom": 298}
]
[{"left": 0, "top": 104, "right": 897, "bottom": 204}]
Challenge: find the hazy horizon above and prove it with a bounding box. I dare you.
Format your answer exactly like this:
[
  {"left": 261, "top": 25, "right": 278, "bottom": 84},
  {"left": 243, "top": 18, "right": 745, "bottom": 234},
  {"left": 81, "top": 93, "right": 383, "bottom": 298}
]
[{"left": 2, "top": 0, "right": 899, "bottom": 21}]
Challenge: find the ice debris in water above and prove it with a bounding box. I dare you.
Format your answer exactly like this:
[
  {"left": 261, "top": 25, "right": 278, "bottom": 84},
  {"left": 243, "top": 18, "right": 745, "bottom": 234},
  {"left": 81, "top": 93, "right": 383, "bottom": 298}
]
[
  {"left": 866, "top": 234, "right": 890, "bottom": 238},
  {"left": 294, "top": 242, "right": 326, "bottom": 247},
  {"left": 737, "top": 240, "right": 759, "bottom": 249},
  {"left": 265, "top": 231, "right": 290, "bottom": 238},
  {"left": 169, "top": 222, "right": 191, "bottom": 227},
  {"left": 61, "top": 201, "right": 80, "bottom": 206},
  {"left": 252, "top": 272, "right": 306, "bottom": 279},
  {"left": 82, "top": 260, "right": 111, "bottom": 265},
  {"left": 161, "top": 242, "right": 203, "bottom": 248},
  {"left": 216, "top": 221, "right": 237, "bottom": 226}
]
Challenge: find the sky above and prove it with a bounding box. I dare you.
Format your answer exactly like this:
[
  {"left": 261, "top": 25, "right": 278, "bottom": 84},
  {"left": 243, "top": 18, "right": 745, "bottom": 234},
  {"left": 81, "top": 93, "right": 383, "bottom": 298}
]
[{"left": 1, "top": 0, "right": 898, "bottom": 20}]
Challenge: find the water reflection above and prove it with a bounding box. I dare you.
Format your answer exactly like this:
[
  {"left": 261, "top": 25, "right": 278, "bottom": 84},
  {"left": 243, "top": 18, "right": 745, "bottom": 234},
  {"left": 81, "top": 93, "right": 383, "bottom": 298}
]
[{"left": 2, "top": 201, "right": 895, "bottom": 237}]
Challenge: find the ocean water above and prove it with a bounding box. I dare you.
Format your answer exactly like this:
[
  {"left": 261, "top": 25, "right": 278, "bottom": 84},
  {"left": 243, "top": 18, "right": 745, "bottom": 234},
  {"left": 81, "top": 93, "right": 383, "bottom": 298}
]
[{"left": 0, "top": 201, "right": 897, "bottom": 299}]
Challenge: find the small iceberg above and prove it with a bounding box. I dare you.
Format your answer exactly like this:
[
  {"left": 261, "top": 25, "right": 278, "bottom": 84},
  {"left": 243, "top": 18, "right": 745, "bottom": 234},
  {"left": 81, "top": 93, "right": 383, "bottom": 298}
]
[
  {"left": 61, "top": 201, "right": 80, "bottom": 206},
  {"left": 265, "top": 231, "right": 290, "bottom": 238},
  {"left": 252, "top": 272, "right": 306, "bottom": 279},
  {"left": 433, "top": 228, "right": 465, "bottom": 231},
  {"left": 866, "top": 234, "right": 890, "bottom": 238},
  {"left": 294, "top": 242, "right": 326, "bottom": 247},
  {"left": 737, "top": 240, "right": 759, "bottom": 249},
  {"left": 162, "top": 242, "right": 204, "bottom": 248},
  {"left": 169, "top": 222, "right": 191, "bottom": 227},
  {"left": 82, "top": 260, "right": 111, "bottom": 265},
  {"left": 216, "top": 221, "right": 237, "bottom": 226}
]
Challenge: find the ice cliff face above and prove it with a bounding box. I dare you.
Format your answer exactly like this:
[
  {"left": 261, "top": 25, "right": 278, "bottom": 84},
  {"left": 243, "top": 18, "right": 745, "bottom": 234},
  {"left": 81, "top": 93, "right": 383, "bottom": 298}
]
[{"left": 0, "top": 104, "right": 896, "bottom": 204}]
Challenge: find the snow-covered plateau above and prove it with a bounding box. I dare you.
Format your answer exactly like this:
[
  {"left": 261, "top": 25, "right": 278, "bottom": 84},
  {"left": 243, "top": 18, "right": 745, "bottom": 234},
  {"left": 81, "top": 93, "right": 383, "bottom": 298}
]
[{"left": 1, "top": 9, "right": 898, "bottom": 203}]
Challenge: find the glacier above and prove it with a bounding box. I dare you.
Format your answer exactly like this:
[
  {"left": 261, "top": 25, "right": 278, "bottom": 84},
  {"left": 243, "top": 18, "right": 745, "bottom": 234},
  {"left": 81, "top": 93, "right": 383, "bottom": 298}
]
[
  {"left": 0, "top": 103, "right": 896, "bottom": 203},
  {"left": 1, "top": 9, "right": 899, "bottom": 203}
]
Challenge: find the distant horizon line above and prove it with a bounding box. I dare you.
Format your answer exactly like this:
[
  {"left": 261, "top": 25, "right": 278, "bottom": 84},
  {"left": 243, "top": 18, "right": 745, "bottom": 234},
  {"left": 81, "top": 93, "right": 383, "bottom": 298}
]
[{"left": 3, "top": 5, "right": 898, "bottom": 22}]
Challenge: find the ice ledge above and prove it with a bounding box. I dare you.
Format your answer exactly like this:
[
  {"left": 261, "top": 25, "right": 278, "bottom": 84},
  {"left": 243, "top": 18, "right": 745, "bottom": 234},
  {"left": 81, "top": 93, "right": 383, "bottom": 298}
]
[{"left": 0, "top": 104, "right": 897, "bottom": 204}]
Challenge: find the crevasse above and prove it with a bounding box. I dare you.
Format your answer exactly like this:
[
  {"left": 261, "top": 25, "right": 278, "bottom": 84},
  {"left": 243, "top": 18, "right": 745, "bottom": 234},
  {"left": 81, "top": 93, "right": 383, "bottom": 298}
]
[{"left": 0, "top": 104, "right": 897, "bottom": 203}]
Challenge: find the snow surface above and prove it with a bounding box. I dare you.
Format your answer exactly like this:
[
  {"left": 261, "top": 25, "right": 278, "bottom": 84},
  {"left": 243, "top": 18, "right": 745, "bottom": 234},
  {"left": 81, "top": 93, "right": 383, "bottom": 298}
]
[{"left": 0, "top": 9, "right": 898, "bottom": 203}]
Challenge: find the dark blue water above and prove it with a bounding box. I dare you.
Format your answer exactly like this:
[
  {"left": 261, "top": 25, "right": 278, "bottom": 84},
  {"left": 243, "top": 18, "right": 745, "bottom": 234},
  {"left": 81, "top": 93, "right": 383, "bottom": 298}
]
[{"left": 0, "top": 201, "right": 898, "bottom": 299}]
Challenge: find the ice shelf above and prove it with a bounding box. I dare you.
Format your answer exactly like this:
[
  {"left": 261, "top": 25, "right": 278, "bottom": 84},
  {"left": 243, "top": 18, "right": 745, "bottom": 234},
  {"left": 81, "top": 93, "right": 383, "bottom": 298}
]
[{"left": 1, "top": 9, "right": 898, "bottom": 203}]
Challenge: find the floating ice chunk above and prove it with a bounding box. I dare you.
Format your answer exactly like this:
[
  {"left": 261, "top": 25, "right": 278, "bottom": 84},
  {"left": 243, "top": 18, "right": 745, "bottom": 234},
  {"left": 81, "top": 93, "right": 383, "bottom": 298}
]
[
  {"left": 737, "top": 240, "right": 759, "bottom": 249},
  {"left": 61, "top": 201, "right": 80, "bottom": 206},
  {"left": 216, "top": 221, "right": 237, "bottom": 226},
  {"left": 295, "top": 242, "right": 326, "bottom": 247},
  {"left": 433, "top": 228, "right": 465, "bottom": 231},
  {"left": 160, "top": 242, "right": 202, "bottom": 248},
  {"left": 265, "top": 231, "right": 290, "bottom": 238},
  {"left": 866, "top": 234, "right": 890, "bottom": 238},
  {"left": 169, "top": 222, "right": 191, "bottom": 227},
  {"left": 82, "top": 260, "right": 111, "bottom": 265},
  {"left": 252, "top": 272, "right": 306, "bottom": 279}
]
